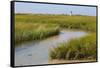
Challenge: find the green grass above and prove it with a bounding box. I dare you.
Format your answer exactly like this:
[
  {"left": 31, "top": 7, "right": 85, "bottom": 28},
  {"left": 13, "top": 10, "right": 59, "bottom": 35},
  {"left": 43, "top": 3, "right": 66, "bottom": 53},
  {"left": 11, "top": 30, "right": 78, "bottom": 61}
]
[
  {"left": 15, "top": 14, "right": 96, "bottom": 61},
  {"left": 15, "top": 13, "right": 96, "bottom": 52},
  {"left": 16, "top": 14, "right": 96, "bottom": 32},
  {"left": 49, "top": 33, "right": 96, "bottom": 60},
  {"left": 15, "top": 22, "right": 60, "bottom": 45}
]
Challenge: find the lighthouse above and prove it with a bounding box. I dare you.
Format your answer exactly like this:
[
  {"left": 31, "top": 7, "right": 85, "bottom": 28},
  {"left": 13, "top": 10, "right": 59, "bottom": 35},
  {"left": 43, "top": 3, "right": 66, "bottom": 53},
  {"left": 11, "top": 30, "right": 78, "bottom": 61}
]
[{"left": 70, "top": 11, "right": 72, "bottom": 16}]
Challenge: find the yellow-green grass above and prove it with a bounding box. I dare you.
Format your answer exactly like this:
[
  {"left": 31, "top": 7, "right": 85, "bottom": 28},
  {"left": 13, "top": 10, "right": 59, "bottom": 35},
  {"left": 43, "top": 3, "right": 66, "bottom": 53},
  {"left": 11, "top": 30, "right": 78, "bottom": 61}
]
[
  {"left": 49, "top": 33, "right": 96, "bottom": 60},
  {"left": 15, "top": 22, "right": 59, "bottom": 45},
  {"left": 15, "top": 14, "right": 97, "bottom": 60},
  {"left": 15, "top": 14, "right": 96, "bottom": 46},
  {"left": 16, "top": 14, "right": 96, "bottom": 32}
]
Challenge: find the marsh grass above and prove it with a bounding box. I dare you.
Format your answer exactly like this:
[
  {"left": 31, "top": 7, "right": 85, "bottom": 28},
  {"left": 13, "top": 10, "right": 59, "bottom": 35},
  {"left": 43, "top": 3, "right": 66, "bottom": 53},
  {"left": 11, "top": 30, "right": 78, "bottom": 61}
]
[
  {"left": 16, "top": 14, "right": 96, "bottom": 32},
  {"left": 15, "top": 14, "right": 96, "bottom": 61},
  {"left": 15, "top": 13, "right": 96, "bottom": 57},
  {"left": 15, "top": 23, "right": 60, "bottom": 45},
  {"left": 49, "top": 33, "right": 96, "bottom": 60}
]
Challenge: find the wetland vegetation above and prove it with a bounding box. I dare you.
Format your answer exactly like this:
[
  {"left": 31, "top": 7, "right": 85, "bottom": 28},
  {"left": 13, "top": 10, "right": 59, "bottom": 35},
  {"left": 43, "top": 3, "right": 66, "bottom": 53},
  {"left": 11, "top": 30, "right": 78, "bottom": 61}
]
[{"left": 15, "top": 14, "right": 96, "bottom": 63}]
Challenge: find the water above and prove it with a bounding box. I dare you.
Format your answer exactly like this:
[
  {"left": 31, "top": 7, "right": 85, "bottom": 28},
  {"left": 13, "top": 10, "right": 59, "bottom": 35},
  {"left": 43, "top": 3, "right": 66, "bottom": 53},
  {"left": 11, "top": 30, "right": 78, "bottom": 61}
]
[{"left": 15, "top": 30, "right": 87, "bottom": 66}]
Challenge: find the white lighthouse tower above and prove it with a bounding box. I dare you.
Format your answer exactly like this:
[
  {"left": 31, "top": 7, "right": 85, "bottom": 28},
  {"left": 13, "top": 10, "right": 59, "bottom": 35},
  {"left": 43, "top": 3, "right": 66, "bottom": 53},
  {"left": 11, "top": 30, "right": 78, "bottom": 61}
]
[{"left": 70, "top": 11, "right": 72, "bottom": 16}]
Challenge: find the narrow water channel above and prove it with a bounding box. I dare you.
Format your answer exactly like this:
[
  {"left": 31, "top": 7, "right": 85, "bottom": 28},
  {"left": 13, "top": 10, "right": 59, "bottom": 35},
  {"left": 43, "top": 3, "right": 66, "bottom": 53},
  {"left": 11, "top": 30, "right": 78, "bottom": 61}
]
[{"left": 15, "top": 30, "right": 87, "bottom": 66}]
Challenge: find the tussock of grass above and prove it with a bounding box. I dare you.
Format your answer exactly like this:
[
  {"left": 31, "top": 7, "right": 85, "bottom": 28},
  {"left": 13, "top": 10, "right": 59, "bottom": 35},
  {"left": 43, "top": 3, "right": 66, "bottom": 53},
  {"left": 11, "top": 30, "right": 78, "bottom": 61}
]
[
  {"left": 15, "top": 23, "right": 60, "bottom": 45},
  {"left": 49, "top": 34, "right": 96, "bottom": 60}
]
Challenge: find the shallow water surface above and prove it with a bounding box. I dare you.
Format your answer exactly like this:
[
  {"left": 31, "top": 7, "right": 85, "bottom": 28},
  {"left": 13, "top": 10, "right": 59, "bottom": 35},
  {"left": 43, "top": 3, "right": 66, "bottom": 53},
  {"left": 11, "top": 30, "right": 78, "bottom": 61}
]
[{"left": 15, "top": 30, "right": 87, "bottom": 66}]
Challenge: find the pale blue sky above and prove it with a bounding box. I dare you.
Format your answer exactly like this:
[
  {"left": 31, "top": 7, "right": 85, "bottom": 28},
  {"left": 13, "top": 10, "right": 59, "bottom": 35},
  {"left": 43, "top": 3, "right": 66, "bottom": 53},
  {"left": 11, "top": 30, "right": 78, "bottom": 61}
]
[{"left": 15, "top": 2, "right": 96, "bottom": 16}]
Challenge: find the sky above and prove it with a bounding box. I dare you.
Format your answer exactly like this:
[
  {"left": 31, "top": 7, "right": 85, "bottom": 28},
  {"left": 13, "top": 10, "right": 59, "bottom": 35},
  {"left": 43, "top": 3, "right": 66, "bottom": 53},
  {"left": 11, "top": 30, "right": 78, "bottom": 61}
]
[{"left": 15, "top": 2, "right": 96, "bottom": 16}]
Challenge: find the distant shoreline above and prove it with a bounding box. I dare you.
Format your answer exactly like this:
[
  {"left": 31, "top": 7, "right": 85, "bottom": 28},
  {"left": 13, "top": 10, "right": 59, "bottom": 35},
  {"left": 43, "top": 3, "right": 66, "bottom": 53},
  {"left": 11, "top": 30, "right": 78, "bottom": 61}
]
[{"left": 15, "top": 13, "right": 96, "bottom": 16}]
